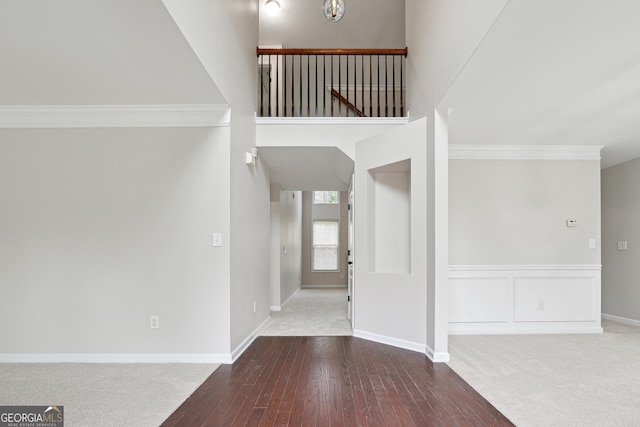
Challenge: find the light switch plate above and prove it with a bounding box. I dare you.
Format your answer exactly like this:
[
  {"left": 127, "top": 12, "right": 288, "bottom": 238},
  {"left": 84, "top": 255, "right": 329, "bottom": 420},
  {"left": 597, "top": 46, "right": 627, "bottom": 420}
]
[
  {"left": 213, "top": 233, "right": 222, "bottom": 247},
  {"left": 618, "top": 241, "right": 628, "bottom": 251}
]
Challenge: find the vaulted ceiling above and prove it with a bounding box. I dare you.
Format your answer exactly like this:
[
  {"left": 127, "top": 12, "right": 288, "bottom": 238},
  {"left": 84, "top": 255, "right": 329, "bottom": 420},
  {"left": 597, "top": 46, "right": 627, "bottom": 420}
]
[
  {"left": 0, "top": 0, "right": 225, "bottom": 106},
  {"left": 3, "top": 0, "right": 639, "bottom": 171},
  {"left": 442, "top": 0, "right": 640, "bottom": 168}
]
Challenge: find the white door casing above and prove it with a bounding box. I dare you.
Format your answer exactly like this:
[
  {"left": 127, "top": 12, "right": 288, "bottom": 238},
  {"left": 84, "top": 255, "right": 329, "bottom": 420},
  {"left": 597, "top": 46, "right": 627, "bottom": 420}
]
[{"left": 347, "top": 175, "right": 355, "bottom": 325}]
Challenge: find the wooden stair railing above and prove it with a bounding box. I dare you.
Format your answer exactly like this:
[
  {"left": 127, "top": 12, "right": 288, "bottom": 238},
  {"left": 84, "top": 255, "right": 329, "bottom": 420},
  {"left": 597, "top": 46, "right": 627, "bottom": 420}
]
[
  {"left": 257, "top": 47, "right": 408, "bottom": 118},
  {"left": 331, "top": 88, "right": 365, "bottom": 117}
]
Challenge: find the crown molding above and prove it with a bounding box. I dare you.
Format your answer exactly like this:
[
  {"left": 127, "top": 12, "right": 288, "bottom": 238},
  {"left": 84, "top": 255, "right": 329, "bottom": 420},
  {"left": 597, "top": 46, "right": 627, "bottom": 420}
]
[
  {"left": 0, "top": 104, "right": 230, "bottom": 128},
  {"left": 449, "top": 145, "right": 603, "bottom": 161}
]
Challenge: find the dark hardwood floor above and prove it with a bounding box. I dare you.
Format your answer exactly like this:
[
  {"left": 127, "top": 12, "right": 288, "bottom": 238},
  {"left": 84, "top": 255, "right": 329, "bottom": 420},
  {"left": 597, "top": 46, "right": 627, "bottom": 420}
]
[{"left": 161, "top": 336, "right": 513, "bottom": 426}]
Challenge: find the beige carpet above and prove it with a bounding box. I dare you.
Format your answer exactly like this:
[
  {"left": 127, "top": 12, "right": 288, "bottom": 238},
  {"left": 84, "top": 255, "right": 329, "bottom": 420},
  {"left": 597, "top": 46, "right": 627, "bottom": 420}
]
[
  {"left": 447, "top": 319, "right": 640, "bottom": 427},
  {"left": 0, "top": 363, "right": 218, "bottom": 427},
  {"left": 260, "top": 288, "right": 353, "bottom": 336}
]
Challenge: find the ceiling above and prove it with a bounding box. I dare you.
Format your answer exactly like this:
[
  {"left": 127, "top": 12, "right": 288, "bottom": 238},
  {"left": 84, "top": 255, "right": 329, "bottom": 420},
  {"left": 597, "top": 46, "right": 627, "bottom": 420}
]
[
  {"left": 0, "top": 0, "right": 225, "bottom": 105},
  {"left": 259, "top": 147, "right": 354, "bottom": 191},
  {"left": 4, "top": 0, "right": 636, "bottom": 182},
  {"left": 441, "top": 0, "right": 640, "bottom": 169}
]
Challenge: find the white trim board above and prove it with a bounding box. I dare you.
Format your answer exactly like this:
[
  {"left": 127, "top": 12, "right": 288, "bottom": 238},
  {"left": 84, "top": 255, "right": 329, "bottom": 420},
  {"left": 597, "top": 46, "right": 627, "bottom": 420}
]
[
  {"left": 270, "top": 287, "right": 301, "bottom": 312},
  {"left": 448, "top": 145, "right": 603, "bottom": 161},
  {"left": 602, "top": 313, "right": 640, "bottom": 327},
  {"left": 301, "top": 284, "right": 347, "bottom": 288},
  {"left": 230, "top": 316, "right": 272, "bottom": 363},
  {"left": 0, "top": 104, "right": 230, "bottom": 128},
  {"left": 353, "top": 329, "right": 426, "bottom": 354},
  {"left": 0, "top": 317, "right": 273, "bottom": 364},
  {"left": 0, "top": 353, "right": 230, "bottom": 364},
  {"left": 425, "top": 345, "right": 450, "bottom": 363}
]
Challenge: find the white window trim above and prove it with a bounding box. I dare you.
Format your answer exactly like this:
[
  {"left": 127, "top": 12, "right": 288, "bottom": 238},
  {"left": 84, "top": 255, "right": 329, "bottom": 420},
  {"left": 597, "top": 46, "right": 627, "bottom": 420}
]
[
  {"left": 312, "top": 190, "right": 340, "bottom": 205},
  {"left": 312, "top": 219, "right": 340, "bottom": 272}
]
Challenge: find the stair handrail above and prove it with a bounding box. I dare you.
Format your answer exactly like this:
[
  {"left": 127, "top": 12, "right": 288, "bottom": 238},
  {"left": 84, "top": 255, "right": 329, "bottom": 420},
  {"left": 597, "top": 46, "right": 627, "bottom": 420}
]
[{"left": 257, "top": 47, "right": 408, "bottom": 57}]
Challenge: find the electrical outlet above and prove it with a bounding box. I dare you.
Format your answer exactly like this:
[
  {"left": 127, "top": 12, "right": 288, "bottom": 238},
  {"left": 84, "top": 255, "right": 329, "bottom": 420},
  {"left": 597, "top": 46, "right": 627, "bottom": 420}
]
[
  {"left": 150, "top": 315, "right": 160, "bottom": 329},
  {"left": 538, "top": 301, "right": 545, "bottom": 311}
]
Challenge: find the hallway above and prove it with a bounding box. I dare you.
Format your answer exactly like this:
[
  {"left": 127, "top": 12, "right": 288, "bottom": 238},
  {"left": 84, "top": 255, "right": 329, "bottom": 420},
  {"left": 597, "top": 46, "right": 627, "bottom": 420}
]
[{"left": 260, "top": 288, "right": 352, "bottom": 336}]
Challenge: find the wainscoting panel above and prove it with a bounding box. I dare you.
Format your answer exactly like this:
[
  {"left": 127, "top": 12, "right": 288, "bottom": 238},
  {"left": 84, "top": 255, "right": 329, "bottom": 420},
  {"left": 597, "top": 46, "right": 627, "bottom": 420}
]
[
  {"left": 513, "top": 276, "right": 596, "bottom": 322},
  {"left": 449, "top": 276, "right": 510, "bottom": 323},
  {"left": 449, "top": 265, "right": 602, "bottom": 335}
]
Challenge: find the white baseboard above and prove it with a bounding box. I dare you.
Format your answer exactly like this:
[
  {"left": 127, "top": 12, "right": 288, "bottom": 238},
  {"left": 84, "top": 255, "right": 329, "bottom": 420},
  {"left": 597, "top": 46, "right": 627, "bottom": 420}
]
[
  {"left": 0, "top": 317, "right": 274, "bottom": 365},
  {"left": 230, "top": 316, "right": 272, "bottom": 363},
  {"left": 425, "top": 345, "right": 450, "bottom": 363},
  {"left": 449, "top": 324, "right": 603, "bottom": 335},
  {"left": 353, "top": 329, "right": 425, "bottom": 354},
  {"left": 301, "top": 284, "right": 347, "bottom": 288},
  {"left": 602, "top": 313, "right": 640, "bottom": 327},
  {"left": 279, "top": 287, "right": 301, "bottom": 310},
  {"left": 0, "top": 353, "right": 231, "bottom": 364},
  {"left": 270, "top": 288, "right": 301, "bottom": 311}
]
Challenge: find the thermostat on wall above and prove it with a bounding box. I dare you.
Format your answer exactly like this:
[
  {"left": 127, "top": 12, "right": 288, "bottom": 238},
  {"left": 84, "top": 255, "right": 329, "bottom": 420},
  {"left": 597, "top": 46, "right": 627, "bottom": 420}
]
[{"left": 566, "top": 219, "right": 577, "bottom": 227}]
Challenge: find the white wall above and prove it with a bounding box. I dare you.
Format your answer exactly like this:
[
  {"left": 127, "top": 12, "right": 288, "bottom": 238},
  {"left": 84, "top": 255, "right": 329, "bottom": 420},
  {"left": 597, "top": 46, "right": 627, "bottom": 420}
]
[
  {"left": 278, "top": 190, "right": 303, "bottom": 305},
  {"left": 270, "top": 189, "right": 302, "bottom": 311},
  {"left": 162, "top": 0, "right": 272, "bottom": 354},
  {"left": 449, "top": 157, "right": 602, "bottom": 335},
  {"left": 0, "top": 128, "right": 231, "bottom": 358},
  {"left": 404, "top": 0, "right": 511, "bottom": 360},
  {"left": 602, "top": 158, "right": 640, "bottom": 322},
  {"left": 450, "top": 159, "right": 602, "bottom": 265},
  {"left": 354, "top": 118, "right": 427, "bottom": 353},
  {"left": 259, "top": 0, "right": 404, "bottom": 48},
  {"left": 270, "top": 187, "right": 282, "bottom": 309}
]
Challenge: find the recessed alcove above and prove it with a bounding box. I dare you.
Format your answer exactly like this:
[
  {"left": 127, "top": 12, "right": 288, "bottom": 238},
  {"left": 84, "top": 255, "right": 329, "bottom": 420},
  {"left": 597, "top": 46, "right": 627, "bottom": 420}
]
[{"left": 367, "top": 159, "right": 411, "bottom": 274}]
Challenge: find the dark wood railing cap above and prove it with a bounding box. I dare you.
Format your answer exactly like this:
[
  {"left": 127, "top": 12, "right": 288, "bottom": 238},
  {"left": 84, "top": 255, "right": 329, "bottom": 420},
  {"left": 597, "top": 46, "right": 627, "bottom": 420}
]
[{"left": 256, "top": 47, "right": 408, "bottom": 57}]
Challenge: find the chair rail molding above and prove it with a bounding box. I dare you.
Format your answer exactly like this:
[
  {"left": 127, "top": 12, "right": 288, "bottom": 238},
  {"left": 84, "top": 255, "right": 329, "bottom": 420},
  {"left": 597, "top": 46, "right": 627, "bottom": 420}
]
[
  {"left": 0, "top": 104, "right": 230, "bottom": 128},
  {"left": 448, "top": 145, "right": 603, "bottom": 161}
]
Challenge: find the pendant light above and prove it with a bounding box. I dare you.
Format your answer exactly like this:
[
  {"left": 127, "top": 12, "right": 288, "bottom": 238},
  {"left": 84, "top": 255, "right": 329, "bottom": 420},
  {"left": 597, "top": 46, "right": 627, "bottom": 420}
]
[
  {"left": 265, "top": 0, "right": 281, "bottom": 16},
  {"left": 323, "top": 0, "right": 345, "bottom": 22}
]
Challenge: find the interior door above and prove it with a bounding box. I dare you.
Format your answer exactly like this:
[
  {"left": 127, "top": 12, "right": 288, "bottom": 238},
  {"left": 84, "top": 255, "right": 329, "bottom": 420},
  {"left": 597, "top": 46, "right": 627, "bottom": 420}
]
[
  {"left": 347, "top": 175, "right": 354, "bottom": 325},
  {"left": 353, "top": 118, "right": 427, "bottom": 344}
]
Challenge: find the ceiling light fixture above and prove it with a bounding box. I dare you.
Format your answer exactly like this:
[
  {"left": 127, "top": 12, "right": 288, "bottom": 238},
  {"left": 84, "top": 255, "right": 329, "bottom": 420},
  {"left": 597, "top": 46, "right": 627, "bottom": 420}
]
[
  {"left": 323, "top": 0, "right": 345, "bottom": 22},
  {"left": 265, "top": 0, "right": 281, "bottom": 16}
]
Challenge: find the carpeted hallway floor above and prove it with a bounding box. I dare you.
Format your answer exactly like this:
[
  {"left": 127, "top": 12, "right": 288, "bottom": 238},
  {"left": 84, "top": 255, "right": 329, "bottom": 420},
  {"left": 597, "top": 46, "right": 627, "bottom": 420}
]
[{"left": 260, "top": 287, "right": 352, "bottom": 336}]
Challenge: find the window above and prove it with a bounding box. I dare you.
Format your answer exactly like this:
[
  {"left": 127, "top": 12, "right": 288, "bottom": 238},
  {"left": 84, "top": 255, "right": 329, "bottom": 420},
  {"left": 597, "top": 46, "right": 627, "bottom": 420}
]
[
  {"left": 313, "top": 191, "right": 339, "bottom": 204},
  {"left": 313, "top": 220, "right": 339, "bottom": 271}
]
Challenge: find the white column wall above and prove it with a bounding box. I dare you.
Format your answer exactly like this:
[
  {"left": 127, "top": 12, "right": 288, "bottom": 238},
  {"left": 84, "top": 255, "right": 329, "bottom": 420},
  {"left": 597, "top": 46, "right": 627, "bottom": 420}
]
[{"left": 162, "top": 0, "right": 272, "bottom": 356}]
